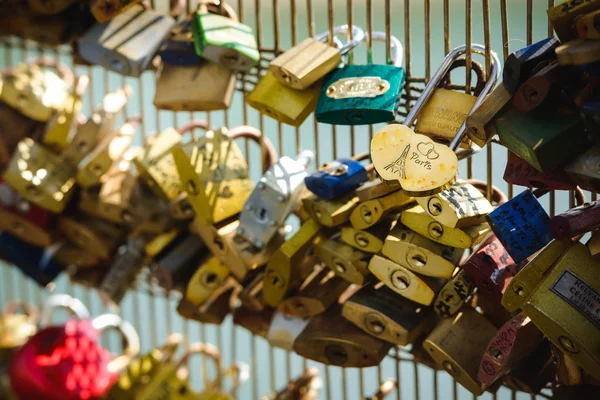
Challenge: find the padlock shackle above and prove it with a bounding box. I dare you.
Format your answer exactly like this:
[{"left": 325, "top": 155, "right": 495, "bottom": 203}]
[
  {"left": 197, "top": 0, "right": 239, "bottom": 22},
  {"left": 91, "top": 313, "right": 141, "bottom": 372},
  {"left": 38, "top": 294, "right": 91, "bottom": 328},
  {"left": 176, "top": 120, "right": 211, "bottom": 136},
  {"left": 369, "top": 31, "right": 403, "bottom": 67},
  {"left": 351, "top": 152, "right": 370, "bottom": 162},
  {"left": 315, "top": 25, "right": 365, "bottom": 56},
  {"left": 294, "top": 149, "right": 315, "bottom": 169},
  {"left": 228, "top": 125, "right": 278, "bottom": 172},
  {"left": 402, "top": 44, "right": 501, "bottom": 151},
  {"left": 2, "top": 301, "right": 39, "bottom": 325},
  {"left": 216, "top": 362, "right": 250, "bottom": 395},
  {"left": 176, "top": 341, "right": 223, "bottom": 388},
  {"left": 29, "top": 57, "right": 76, "bottom": 88}
]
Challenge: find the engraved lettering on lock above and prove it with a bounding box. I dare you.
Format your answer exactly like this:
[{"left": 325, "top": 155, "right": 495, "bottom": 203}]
[
  {"left": 552, "top": 270, "right": 600, "bottom": 329},
  {"left": 326, "top": 77, "right": 391, "bottom": 99}
]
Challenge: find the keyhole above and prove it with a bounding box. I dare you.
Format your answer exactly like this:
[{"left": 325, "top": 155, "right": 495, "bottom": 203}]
[
  {"left": 410, "top": 253, "right": 426, "bottom": 268},
  {"left": 213, "top": 237, "right": 225, "bottom": 252},
  {"left": 203, "top": 272, "right": 219, "bottom": 288},
  {"left": 512, "top": 282, "right": 525, "bottom": 297},
  {"left": 257, "top": 208, "right": 268, "bottom": 222},
  {"left": 365, "top": 313, "right": 385, "bottom": 334},
  {"left": 390, "top": 270, "right": 410, "bottom": 290},
  {"left": 428, "top": 222, "right": 444, "bottom": 238},
  {"left": 355, "top": 233, "right": 369, "bottom": 248},
  {"left": 281, "top": 71, "right": 292, "bottom": 83},
  {"left": 427, "top": 198, "right": 443, "bottom": 216},
  {"left": 488, "top": 346, "right": 503, "bottom": 360},
  {"left": 334, "top": 261, "right": 346, "bottom": 274},
  {"left": 325, "top": 344, "right": 348, "bottom": 365},
  {"left": 360, "top": 205, "right": 373, "bottom": 223}
]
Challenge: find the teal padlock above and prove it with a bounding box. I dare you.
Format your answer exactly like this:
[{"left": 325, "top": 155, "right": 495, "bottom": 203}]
[
  {"left": 315, "top": 30, "right": 406, "bottom": 125},
  {"left": 191, "top": 0, "right": 259, "bottom": 72}
]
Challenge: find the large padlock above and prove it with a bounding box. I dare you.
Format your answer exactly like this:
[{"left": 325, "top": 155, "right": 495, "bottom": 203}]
[
  {"left": 341, "top": 216, "right": 396, "bottom": 254},
  {"left": 302, "top": 191, "right": 360, "bottom": 227},
  {"left": 522, "top": 242, "right": 600, "bottom": 380},
  {"left": 90, "top": 0, "right": 143, "bottom": 23},
  {"left": 316, "top": 234, "right": 371, "bottom": 285},
  {"left": 503, "top": 151, "right": 576, "bottom": 190},
  {"left": 381, "top": 225, "right": 464, "bottom": 279},
  {"left": 304, "top": 153, "right": 370, "bottom": 200},
  {"left": 424, "top": 308, "right": 497, "bottom": 395},
  {"left": 349, "top": 188, "right": 413, "bottom": 230},
  {"left": 502, "top": 37, "right": 560, "bottom": 93},
  {"left": 98, "top": 237, "right": 146, "bottom": 306},
  {"left": 0, "top": 101, "right": 45, "bottom": 169},
  {"left": 368, "top": 254, "right": 445, "bottom": 306},
  {"left": 191, "top": 0, "right": 258, "bottom": 71},
  {"left": 565, "top": 142, "right": 600, "bottom": 193},
  {"left": 58, "top": 215, "right": 123, "bottom": 260},
  {"left": 0, "top": 302, "right": 38, "bottom": 355},
  {"left": 237, "top": 150, "right": 313, "bottom": 249},
  {"left": 262, "top": 219, "right": 326, "bottom": 307},
  {"left": 433, "top": 268, "right": 474, "bottom": 317},
  {"left": 77, "top": 4, "right": 176, "bottom": 77},
  {"left": 267, "top": 311, "right": 310, "bottom": 351},
  {"left": 293, "top": 306, "right": 392, "bottom": 368},
  {"left": 269, "top": 25, "right": 364, "bottom": 90},
  {"left": 263, "top": 368, "right": 322, "bottom": 400},
  {"left": 315, "top": 30, "right": 406, "bottom": 125},
  {"left": 548, "top": 0, "right": 600, "bottom": 42},
  {"left": 341, "top": 281, "right": 434, "bottom": 346}
]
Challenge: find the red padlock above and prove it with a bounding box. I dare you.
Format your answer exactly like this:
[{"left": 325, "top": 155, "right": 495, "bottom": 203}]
[{"left": 9, "top": 297, "right": 139, "bottom": 400}]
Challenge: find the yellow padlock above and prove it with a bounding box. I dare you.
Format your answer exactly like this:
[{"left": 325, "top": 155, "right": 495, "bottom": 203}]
[
  {"left": 349, "top": 189, "right": 413, "bottom": 230},
  {"left": 302, "top": 192, "right": 360, "bottom": 227},
  {"left": 316, "top": 234, "right": 371, "bottom": 285}
]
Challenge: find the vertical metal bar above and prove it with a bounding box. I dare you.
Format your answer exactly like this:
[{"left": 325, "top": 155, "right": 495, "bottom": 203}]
[
  {"left": 360, "top": 368, "right": 366, "bottom": 398},
  {"left": 500, "top": 0, "right": 512, "bottom": 200},
  {"left": 385, "top": 0, "right": 391, "bottom": 66},
  {"left": 325, "top": 365, "right": 332, "bottom": 400},
  {"left": 527, "top": 0, "right": 533, "bottom": 45},
  {"left": 483, "top": 0, "right": 492, "bottom": 199},
  {"left": 292, "top": 0, "right": 301, "bottom": 153},
  {"left": 269, "top": 347, "right": 276, "bottom": 393},
  {"left": 433, "top": 370, "right": 438, "bottom": 400},
  {"left": 443, "top": 0, "right": 450, "bottom": 55},
  {"left": 413, "top": 360, "right": 419, "bottom": 400},
  {"left": 404, "top": 0, "right": 411, "bottom": 80},
  {"left": 548, "top": 0, "right": 555, "bottom": 36},
  {"left": 251, "top": 335, "right": 259, "bottom": 400},
  {"left": 395, "top": 347, "right": 402, "bottom": 400},
  {"left": 327, "top": 0, "right": 334, "bottom": 46},
  {"left": 341, "top": 366, "right": 348, "bottom": 399},
  {"left": 424, "top": 0, "right": 431, "bottom": 81}
]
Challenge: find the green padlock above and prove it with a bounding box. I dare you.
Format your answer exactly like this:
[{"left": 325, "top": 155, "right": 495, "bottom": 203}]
[
  {"left": 315, "top": 30, "right": 406, "bottom": 125},
  {"left": 191, "top": 0, "right": 259, "bottom": 72}
]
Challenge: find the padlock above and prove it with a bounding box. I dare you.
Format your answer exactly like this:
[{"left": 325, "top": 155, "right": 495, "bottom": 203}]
[
  {"left": 263, "top": 219, "right": 326, "bottom": 307},
  {"left": 90, "top": 0, "right": 143, "bottom": 23},
  {"left": 401, "top": 205, "right": 490, "bottom": 249},
  {"left": 267, "top": 311, "right": 310, "bottom": 350},
  {"left": 316, "top": 234, "right": 371, "bottom": 285},
  {"left": 403, "top": 45, "right": 499, "bottom": 147},
  {"left": 315, "top": 30, "right": 405, "bottom": 125},
  {"left": 501, "top": 239, "right": 572, "bottom": 313},
  {"left": 557, "top": 40, "right": 600, "bottom": 73},
  {"left": 158, "top": 18, "right": 201, "bottom": 65},
  {"left": 263, "top": 368, "right": 322, "bottom": 400},
  {"left": 341, "top": 281, "right": 434, "bottom": 346},
  {"left": 0, "top": 61, "right": 72, "bottom": 122},
  {"left": 28, "top": 0, "right": 75, "bottom": 15},
  {"left": 293, "top": 306, "right": 392, "bottom": 368},
  {"left": 305, "top": 154, "right": 370, "bottom": 200},
  {"left": 512, "top": 61, "right": 563, "bottom": 113},
  {"left": 549, "top": 200, "right": 600, "bottom": 239},
  {"left": 548, "top": 0, "right": 600, "bottom": 42},
  {"left": 465, "top": 83, "right": 512, "bottom": 148},
  {"left": 501, "top": 340, "right": 555, "bottom": 395},
  {"left": 381, "top": 225, "right": 464, "bottom": 279},
  {"left": 98, "top": 237, "right": 146, "bottom": 306},
  {"left": 0, "top": 101, "right": 45, "bottom": 168},
  {"left": 502, "top": 37, "right": 560, "bottom": 93},
  {"left": 363, "top": 379, "right": 398, "bottom": 400},
  {"left": 478, "top": 313, "right": 543, "bottom": 389},
  {"left": 53, "top": 241, "right": 101, "bottom": 269},
  {"left": 355, "top": 178, "right": 401, "bottom": 202},
  {"left": 552, "top": 384, "right": 600, "bottom": 400},
  {"left": 76, "top": 117, "right": 138, "bottom": 188},
  {"left": 232, "top": 305, "right": 274, "bottom": 338},
  {"left": 269, "top": 25, "right": 364, "bottom": 90},
  {"left": 280, "top": 266, "right": 351, "bottom": 318},
  {"left": 176, "top": 277, "right": 237, "bottom": 324},
  {"left": 58, "top": 215, "right": 123, "bottom": 260},
  {"left": 19, "top": 5, "right": 96, "bottom": 46},
  {"left": 10, "top": 311, "right": 138, "bottom": 400},
  {"left": 565, "top": 142, "right": 600, "bottom": 193},
  {"left": 0, "top": 302, "right": 38, "bottom": 353},
  {"left": 503, "top": 151, "right": 576, "bottom": 190},
  {"left": 181, "top": 256, "right": 231, "bottom": 310},
  {"left": 576, "top": 8, "right": 600, "bottom": 38},
  {"left": 552, "top": 344, "right": 598, "bottom": 386},
  {"left": 69, "top": 265, "right": 108, "bottom": 288},
  {"left": 349, "top": 188, "right": 413, "bottom": 230},
  {"left": 423, "top": 308, "right": 497, "bottom": 395},
  {"left": 462, "top": 233, "right": 517, "bottom": 305},
  {"left": 368, "top": 254, "right": 445, "bottom": 306},
  {"left": 433, "top": 268, "right": 474, "bottom": 317},
  {"left": 191, "top": 0, "right": 258, "bottom": 71},
  {"left": 341, "top": 216, "right": 396, "bottom": 253},
  {"left": 77, "top": 4, "right": 176, "bottom": 77},
  {"left": 0, "top": 234, "right": 65, "bottom": 286},
  {"left": 302, "top": 191, "right": 360, "bottom": 227},
  {"left": 522, "top": 242, "right": 600, "bottom": 380},
  {"left": 486, "top": 189, "right": 552, "bottom": 264},
  {"left": 237, "top": 150, "right": 313, "bottom": 249}
]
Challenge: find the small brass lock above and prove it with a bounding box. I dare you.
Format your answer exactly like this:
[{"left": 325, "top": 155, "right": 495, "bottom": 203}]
[
  {"left": 576, "top": 8, "right": 600, "bottom": 39},
  {"left": 58, "top": 215, "right": 123, "bottom": 260},
  {"left": 177, "top": 278, "right": 238, "bottom": 324},
  {"left": 465, "top": 83, "right": 512, "bottom": 148},
  {"left": 349, "top": 188, "right": 413, "bottom": 230},
  {"left": 433, "top": 268, "right": 474, "bottom": 317},
  {"left": 341, "top": 216, "right": 396, "bottom": 253},
  {"left": 302, "top": 191, "right": 360, "bottom": 227},
  {"left": 355, "top": 178, "right": 401, "bottom": 202},
  {"left": 316, "top": 234, "right": 371, "bottom": 285},
  {"left": 182, "top": 256, "right": 231, "bottom": 309},
  {"left": 0, "top": 302, "right": 38, "bottom": 352},
  {"left": 549, "top": 0, "right": 600, "bottom": 42}
]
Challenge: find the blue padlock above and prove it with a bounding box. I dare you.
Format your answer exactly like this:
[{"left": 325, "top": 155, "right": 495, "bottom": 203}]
[
  {"left": 0, "top": 233, "right": 65, "bottom": 286},
  {"left": 158, "top": 19, "right": 202, "bottom": 66},
  {"left": 305, "top": 155, "right": 369, "bottom": 200},
  {"left": 485, "top": 189, "right": 552, "bottom": 264}
]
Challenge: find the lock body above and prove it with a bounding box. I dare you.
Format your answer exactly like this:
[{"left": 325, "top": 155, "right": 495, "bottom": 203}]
[
  {"left": 78, "top": 5, "right": 176, "bottom": 77},
  {"left": 91, "top": 0, "right": 143, "bottom": 23},
  {"left": 267, "top": 311, "right": 310, "bottom": 350},
  {"left": 0, "top": 102, "right": 44, "bottom": 168},
  {"left": 42, "top": 90, "right": 82, "bottom": 152},
  {"left": 548, "top": 0, "right": 600, "bottom": 42},
  {"left": 350, "top": 189, "right": 413, "bottom": 230},
  {"left": 549, "top": 201, "right": 600, "bottom": 239},
  {"left": 302, "top": 192, "right": 359, "bottom": 227},
  {"left": 182, "top": 257, "right": 230, "bottom": 309},
  {"left": 59, "top": 216, "right": 122, "bottom": 260},
  {"left": 433, "top": 268, "right": 474, "bottom": 317},
  {"left": 465, "top": 84, "right": 512, "bottom": 147},
  {"left": 305, "top": 158, "right": 368, "bottom": 200},
  {"left": 154, "top": 62, "right": 236, "bottom": 111},
  {"left": 340, "top": 217, "right": 395, "bottom": 254},
  {"left": 315, "top": 65, "right": 406, "bottom": 125},
  {"left": 246, "top": 72, "right": 321, "bottom": 127},
  {"left": 356, "top": 178, "right": 401, "bottom": 202},
  {"left": 504, "top": 151, "right": 575, "bottom": 190},
  {"left": 565, "top": 143, "right": 600, "bottom": 193},
  {"left": 316, "top": 235, "right": 370, "bottom": 285},
  {"left": 177, "top": 280, "right": 236, "bottom": 324},
  {"left": 98, "top": 238, "right": 146, "bottom": 306},
  {"left": 502, "top": 37, "right": 561, "bottom": 93},
  {"left": 158, "top": 20, "right": 201, "bottom": 66}
]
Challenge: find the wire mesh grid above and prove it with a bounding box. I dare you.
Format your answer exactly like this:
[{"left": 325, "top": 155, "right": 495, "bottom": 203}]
[{"left": 0, "top": 0, "right": 595, "bottom": 398}]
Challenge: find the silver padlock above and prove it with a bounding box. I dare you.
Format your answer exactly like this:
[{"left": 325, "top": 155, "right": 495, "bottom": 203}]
[
  {"left": 237, "top": 150, "right": 314, "bottom": 249},
  {"left": 98, "top": 237, "right": 146, "bottom": 306}
]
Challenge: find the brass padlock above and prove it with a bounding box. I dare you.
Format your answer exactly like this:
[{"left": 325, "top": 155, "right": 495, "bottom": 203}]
[
  {"left": 302, "top": 191, "right": 360, "bottom": 227},
  {"left": 576, "top": 8, "right": 600, "bottom": 39},
  {"left": 340, "top": 216, "right": 396, "bottom": 253},
  {"left": 341, "top": 281, "right": 434, "bottom": 346},
  {"left": 382, "top": 225, "right": 464, "bottom": 279},
  {"left": 181, "top": 256, "right": 231, "bottom": 310},
  {"left": 465, "top": 83, "right": 512, "bottom": 147},
  {"left": 424, "top": 308, "right": 497, "bottom": 395},
  {"left": 177, "top": 277, "right": 237, "bottom": 324},
  {"left": 53, "top": 241, "right": 101, "bottom": 269},
  {"left": 280, "top": 265, "right": 351, "bottom": 318},
  {"left": 522, "top": 242, "right": 600, "bottom": 380},
  {"left": 349, "top": 189, "right": 413, "bottom": 230},
  {"left": 368, "top": 254, "right": 445, "bottom": 306},
  {"left": 415, "top": 180, "right": 493, "bottom": 228},
  {"left": 293, "top": 306, "right": 392, "bottom": 368},
  {"left": 316, "top": 234, "right": 371, "bottom": 285},
  {"left": 262, "top": 368, "right": 322, "bottom": 400},
  {"left": 98, "top": 237, "right": 146, "bottom": 306},
  {"left": 548, "top": 0, "right": 600, "bottom": 42},
  {"left": 355, "top": 178, "right": 401, "bottom": 202},
  {"left": 3, "top": 138, "right": 76, "bottom": 213},
  {"left": 565, "top": 143, "right": 600, "bottom": 193},
  {"left": 58, "top": 215, "right": 123, "bottom": 260},
  {"left": 267, "top": 311, "right": 310, "bottom": 350},
  {"left": 232, "top": 305, "right": 274, "bottom": 338},
  {"left": 401, "top": 205, "right": 490, "bottom": 249},
  {"left": 433, "top": 268, "right": 474, "bottom": 317}
]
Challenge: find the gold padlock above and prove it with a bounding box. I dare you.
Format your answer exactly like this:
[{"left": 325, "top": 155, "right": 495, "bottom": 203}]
[
  {"left": 341, "top": 281, "right": 434, "bottom": 346},
  {"left": 53, "top": 241, "right": 101, "bottom": 269},
  {"left": 232, "top": 305, "right": 274, "bottom": 338},
  {"left": 355, "top": 178, "right": 401, "bottom": 202},
  {"left": 302, "top": 192, "right": 360, "bottom": 227},
  {"left": 280, "top": 265, "right": 351, "bottom": 318},
  {"left": 424, "top": 307, "right": 497, "bottom": 395},
  {"left": 465, "top": 83, "right": 512, "bottom": 148},
  {"left": 368, "top": 254, "right": 445, "bottom": 306},
  {"left": 177, "top": 277, "right": 238, "bottom": 324},
  {"left": 382, "top": 225, "right": 465, "bottom": 279},
  {"left": 522, "top": 242, "right": 600, "bottom": 380},
  {"left": 181, "top": 256, "right": 230, "bottom": 309},
  {"left": 58, "top": 215, "right": 122, "bottom": 260},
  {"left": 415, "top": 180, "right": 493, "bottom": 228},
  {"left": 340, "top": 217, "right": 396, "bottom": 253},
  {"left": 432, "top": 268, "right": 474, "bottom": 317},
  {"left": 401, "top": 205, "right": 490, "bottom": 249},
  {"left": 349, "top": 189, "right": 413, "bottom": 230},
  {"left": 293, "top": 307, "right": 392, "bottom": 368},
  {"left": 316, "top": 234, "right": 371, "bottom": 285},
  {"left": 3, "top": 138, "right": 76, "bottom": 213},
  {"left": 0, "top": 206, "right": 52, "bottom": 248},
  {"left": 263, "top": 218, "right": 326, "bottom": 307}
]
